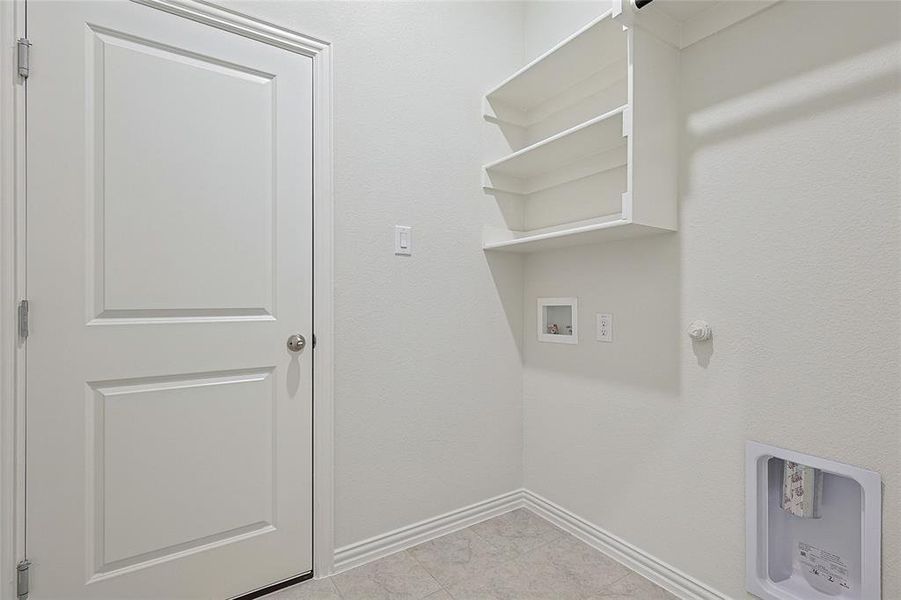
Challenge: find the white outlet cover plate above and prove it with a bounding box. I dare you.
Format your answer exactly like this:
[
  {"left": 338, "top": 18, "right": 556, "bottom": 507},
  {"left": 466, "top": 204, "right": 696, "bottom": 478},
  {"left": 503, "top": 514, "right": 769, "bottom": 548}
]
[
  {"left": 596, "top": 313, "right": 613, "bottom": 342},
  {"left": 395, "top": 225, "right": 412, "bottom": 255}
]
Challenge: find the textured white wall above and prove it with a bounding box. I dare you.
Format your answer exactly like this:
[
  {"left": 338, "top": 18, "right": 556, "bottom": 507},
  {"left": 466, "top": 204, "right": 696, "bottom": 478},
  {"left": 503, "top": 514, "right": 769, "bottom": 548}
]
[
  {"left": 523, "top": 0, "right": 612, "bottom": 62},
  {"left": 223, "top": 1, "right": 526, "bottom": 549},
  {"left": 522, "top": 1, "right": 901, "bottom": 597},
  {"left": 215, "top": 3, "right": 899, "bottom": 595}
]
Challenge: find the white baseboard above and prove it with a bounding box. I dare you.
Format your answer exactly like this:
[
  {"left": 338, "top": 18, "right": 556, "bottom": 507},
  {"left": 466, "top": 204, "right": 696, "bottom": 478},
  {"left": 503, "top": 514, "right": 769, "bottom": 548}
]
[
  {"left": 332, "top": 489, "right": 524, "bottom": 574},
  {"left": 332, "top": 488, "right": 732, "bottom": 600},
  {"left": 522, "top": 490, "right": 733, "bottom": 600}
]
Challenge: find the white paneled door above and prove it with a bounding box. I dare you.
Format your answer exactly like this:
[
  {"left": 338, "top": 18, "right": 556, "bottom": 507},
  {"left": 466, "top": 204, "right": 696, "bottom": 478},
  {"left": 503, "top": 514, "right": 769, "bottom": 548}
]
[{"left": 25, "top": 2, "right": 313, "bottom": 598}]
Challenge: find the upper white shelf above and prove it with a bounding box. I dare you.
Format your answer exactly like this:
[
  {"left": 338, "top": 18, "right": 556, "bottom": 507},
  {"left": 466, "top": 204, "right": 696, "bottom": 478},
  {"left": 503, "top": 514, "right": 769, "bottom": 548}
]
[
  {"left": 484, "top": 10, "right": 627, "bottom": 115},
  {"left": 619, "top": 0, "right": 783, "bottom": 49},
  {"left": 484, "top": 105, "right": 627, "bottom": 182},
  {"left": 480, "top": 2, "right": 681, "bottom": 253}
]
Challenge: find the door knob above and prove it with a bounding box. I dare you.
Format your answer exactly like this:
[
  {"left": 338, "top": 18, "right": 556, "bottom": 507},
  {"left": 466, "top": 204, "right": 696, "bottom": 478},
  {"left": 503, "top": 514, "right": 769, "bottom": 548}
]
[{"left": 287, "top": 334, "right": 306, "bottom": 352}]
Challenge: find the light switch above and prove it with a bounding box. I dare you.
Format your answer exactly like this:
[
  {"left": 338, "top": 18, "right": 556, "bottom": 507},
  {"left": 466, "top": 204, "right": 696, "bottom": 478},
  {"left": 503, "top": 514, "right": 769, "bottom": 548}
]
[
  {"left": 596, "top": 313, "right": 613, "bottom": 342},
  {"left": 395, "top": 225, "right": 412, "bottom": 256}
]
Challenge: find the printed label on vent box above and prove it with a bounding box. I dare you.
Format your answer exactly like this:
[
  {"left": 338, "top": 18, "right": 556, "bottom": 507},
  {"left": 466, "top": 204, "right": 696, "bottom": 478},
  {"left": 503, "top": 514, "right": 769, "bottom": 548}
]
[{"left": 799, "top": 542, "right": 851, "bottom": 591}]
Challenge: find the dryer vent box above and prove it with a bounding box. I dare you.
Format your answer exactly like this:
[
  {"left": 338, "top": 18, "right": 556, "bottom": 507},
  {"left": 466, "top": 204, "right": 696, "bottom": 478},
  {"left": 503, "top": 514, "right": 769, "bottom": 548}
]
[{"left": 746, "top": 442, "right": 881, "bottom": 600}]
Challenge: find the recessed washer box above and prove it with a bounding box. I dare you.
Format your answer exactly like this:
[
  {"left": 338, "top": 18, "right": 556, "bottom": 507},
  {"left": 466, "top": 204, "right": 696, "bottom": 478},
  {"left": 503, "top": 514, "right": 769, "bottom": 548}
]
[
  {"left": 746, "top": 441, "right": 881, "bottom": 600},
  {"left": 537, "top": 297, "right": 578, "bottom": 344}
]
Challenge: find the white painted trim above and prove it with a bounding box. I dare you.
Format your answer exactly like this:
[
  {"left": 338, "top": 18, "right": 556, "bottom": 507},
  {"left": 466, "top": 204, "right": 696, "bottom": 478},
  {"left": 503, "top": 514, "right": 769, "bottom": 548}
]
[
  {"left": 0, "top": 1, "right": 336, "bottom": 593},
  {"left": 0, "top": 1, "right": 27, "bottom": 598},
  {"left": 133, "top": 0, "right": 330, "bottom": 57},
  {"left": 333, "top": 490, "right": 524, "bottom": 574},
  {"left": 522, "top": 490, "right": 734, "bottom": 600},
  {"left": 614, "top": 0, "right": 783, "bottom": 50},
  {"left": 332, "top": 488, "right": 730, "bottom": 600},
  {"left": 310, "top": 27, "right": 336, "bottom": 582}
]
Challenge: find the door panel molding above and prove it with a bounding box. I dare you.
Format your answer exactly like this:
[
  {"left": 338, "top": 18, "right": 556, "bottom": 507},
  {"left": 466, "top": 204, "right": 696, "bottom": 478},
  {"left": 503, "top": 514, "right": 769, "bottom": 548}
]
[
  {"left": 87, "top": 368, "right": 278, "bottom": 576},
  {"left": 86, "top": 20, "right": 281, "bottom": 322},
  {"left": 0, "top": 2, "right": 335, "bottom": 597}
]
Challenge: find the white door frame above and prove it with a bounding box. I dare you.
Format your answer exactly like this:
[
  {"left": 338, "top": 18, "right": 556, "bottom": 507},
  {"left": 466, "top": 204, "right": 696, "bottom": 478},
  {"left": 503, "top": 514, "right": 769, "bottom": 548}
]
[{"left": 0, "top": 2, "right": 336, "bottom": 597}]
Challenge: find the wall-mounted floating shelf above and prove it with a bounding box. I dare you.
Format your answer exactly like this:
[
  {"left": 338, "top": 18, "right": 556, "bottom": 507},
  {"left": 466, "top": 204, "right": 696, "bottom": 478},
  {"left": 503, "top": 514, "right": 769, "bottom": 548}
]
[
  {"left": 483, "top": 106, "right": 628, "bottom": 195},
  {"left": 622, "top": 0, "right": 783, "bottom": 50},
  {"left": 481, "top": 3, "right": 679, "bottom": 253},
  {"left": 483, "top": 214, "right": 667, "bottom": 253},
  {"left": 483, "top": 15, "right": 627, "bottom": 128}
]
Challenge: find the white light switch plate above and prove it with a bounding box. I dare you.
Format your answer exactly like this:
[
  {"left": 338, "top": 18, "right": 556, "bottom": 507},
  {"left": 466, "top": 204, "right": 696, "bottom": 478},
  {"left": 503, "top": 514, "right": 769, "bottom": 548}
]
[
  {"left": 596, "top": 313, "right": 613, "bottom": 342},
  {"left": 394, "top": 225, "right": 412, "bottom": 256}
]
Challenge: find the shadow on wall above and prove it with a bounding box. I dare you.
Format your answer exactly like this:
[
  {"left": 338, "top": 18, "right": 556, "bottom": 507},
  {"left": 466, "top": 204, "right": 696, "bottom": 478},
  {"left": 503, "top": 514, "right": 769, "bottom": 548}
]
[
  {"left": 486, "top": 190, "right": 527, "bottom": 232},
  {"left": 676, "top": 0, "right": 901, "bottom": 401},
  {"left": 691, "top": 334, "right": 713, "bottom": 369},
  {"left": 486, "top": 251, "right": 526, "bottom": 357},
  {"left": 485, "top": 116, "right": 527, "bottom": 153},
  {"left": 522, "top": 233, "right": 682, "bottom": 396},
  {"left": 682, "top": 0, "right": 900, "bottom": 175},
  {"left": 487, "top": 0, "right": 900, "bottom": 400}
]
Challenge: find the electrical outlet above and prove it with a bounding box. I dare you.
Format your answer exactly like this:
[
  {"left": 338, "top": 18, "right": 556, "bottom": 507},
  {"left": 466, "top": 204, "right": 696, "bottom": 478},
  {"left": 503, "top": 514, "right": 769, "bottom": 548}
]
[{"left": 596, "top": 313, "right": 613, "bottom": 342}]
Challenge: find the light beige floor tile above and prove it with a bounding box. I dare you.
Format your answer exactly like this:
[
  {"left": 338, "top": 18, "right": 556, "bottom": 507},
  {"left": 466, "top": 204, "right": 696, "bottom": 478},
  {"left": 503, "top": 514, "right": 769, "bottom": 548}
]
[
  {"left": 332, "top": 550, "right": 442, "bottom": 600},
  {"left": 596, "top": 572, "right": 678, "bottom": 599},
  {"left": 284, "top": 512, "right": 679, "bottom": 600},
  {"left": 261, "top": 578, "right": 341, "bottom": 600},
  {"left": 443, "top": 559, "right": 538, "bottom": 600},
  {"left": 517, "top": 535, "right": 631, "bottom": 596},
  {"left": 444, "top": 554, "right": 588, "bottom": 598},
  {"left": 469, "top": 509, "right": 564, "bottom": 555},
  {"left": 409, "top": 527, "right": 521, "bottom": 587}
]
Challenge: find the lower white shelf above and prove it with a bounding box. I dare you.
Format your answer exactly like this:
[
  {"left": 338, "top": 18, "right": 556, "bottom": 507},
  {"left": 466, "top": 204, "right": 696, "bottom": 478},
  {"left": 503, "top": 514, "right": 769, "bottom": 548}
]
[{"left": 482, "top": 214, "right": 672, "bottom": 253}]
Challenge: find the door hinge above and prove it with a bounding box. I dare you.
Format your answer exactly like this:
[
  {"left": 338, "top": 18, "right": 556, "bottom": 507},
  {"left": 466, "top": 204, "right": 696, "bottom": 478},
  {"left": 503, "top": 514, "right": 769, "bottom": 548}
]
[
  {"left": 17, "top": 300, "right": 28, "bottom": 340},
  {"left": 312, "top": 333, "right": 317, "bottom": 349},
  {"left": 17, "top": 38, "right": 31, "bottom": 79},
  {"left": 16, "top": 559, "right": 30, "bottom": 600}
]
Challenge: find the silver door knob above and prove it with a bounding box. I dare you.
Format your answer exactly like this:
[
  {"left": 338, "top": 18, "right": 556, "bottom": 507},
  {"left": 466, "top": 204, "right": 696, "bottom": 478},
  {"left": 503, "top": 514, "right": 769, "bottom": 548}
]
[{"left": 287, "top": 334, "right": 306, "bottom": 352}]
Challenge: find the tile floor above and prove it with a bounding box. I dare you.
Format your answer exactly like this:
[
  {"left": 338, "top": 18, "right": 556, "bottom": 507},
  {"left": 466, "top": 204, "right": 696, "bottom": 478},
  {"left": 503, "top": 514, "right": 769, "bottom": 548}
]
[{"left": 264, "top": 508, "right": 677, "bottom": 600}]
